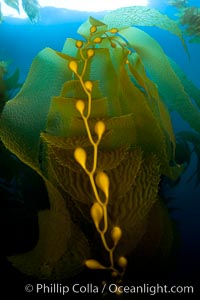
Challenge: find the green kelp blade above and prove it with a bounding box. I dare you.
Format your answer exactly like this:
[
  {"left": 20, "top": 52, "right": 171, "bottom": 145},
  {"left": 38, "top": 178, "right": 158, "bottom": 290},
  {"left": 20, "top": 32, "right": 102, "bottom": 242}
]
[
  {"left": 4, "top": 0, "right": 19, "bottom": 13},
  {"left": 8, "top": 181, "right": 70, "bottom": 279},
  {"left": 22, "top": 0, "right": 40, "bottom": 22},
  {"left": 8, "top": 180, "right": 89, "bottom": 279},
  {"left": 78, "top": 16, "right": 108, "bottom": 40},
  {"left": 0, "top": 48, "right": 72, "bottom": 173},
  {"left": 62, "top": 38, "right": 81, "bottom": 57},
  {"left": 102, "top": 6, "right": 188, "bottom": 53},
  {"left": 119, "top": 27, "right": 200, "bottom": 134},
  {"left": 169, "top": 57, "right": 200, "bottom": 110},
  {"left": 116, "top": 50, "right": 179, "bottom": 178},
  {"left": 127, "top": 52, "right": 176, "bottom": 155},
  {"left": 85, "top": 47, "right": 123, "bottom": 117},
  {"left": 128, "top": 53, "right": 175, "bottom": 159}
]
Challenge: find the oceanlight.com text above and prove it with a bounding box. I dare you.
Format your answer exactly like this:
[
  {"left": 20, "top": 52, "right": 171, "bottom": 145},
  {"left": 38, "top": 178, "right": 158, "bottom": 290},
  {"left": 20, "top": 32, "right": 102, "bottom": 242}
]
[{"left": 24, "top": 282, "right": 194, "bottom": 295}]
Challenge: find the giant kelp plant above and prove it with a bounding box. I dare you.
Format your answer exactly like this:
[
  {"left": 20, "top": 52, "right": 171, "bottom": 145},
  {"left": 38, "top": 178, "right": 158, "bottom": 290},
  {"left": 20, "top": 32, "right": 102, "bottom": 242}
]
[{"left": 0, "top": 6, "right": 200, "bottom": 287}]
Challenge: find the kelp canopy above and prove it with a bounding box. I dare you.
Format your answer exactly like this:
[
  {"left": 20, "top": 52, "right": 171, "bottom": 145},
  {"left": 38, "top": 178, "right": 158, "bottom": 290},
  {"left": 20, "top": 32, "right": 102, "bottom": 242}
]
[{"left": 0, "top": 6, "right": 200, "bottom": 283}]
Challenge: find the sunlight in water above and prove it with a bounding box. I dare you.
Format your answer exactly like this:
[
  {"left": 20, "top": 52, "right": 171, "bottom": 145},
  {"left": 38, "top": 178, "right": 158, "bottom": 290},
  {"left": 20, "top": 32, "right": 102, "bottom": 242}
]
[
  {"left": 1, "top": 0, "right": 149, "bottom": 19},
  {"left": 40, "top": 0, "right": 149, "bottom": 11}
]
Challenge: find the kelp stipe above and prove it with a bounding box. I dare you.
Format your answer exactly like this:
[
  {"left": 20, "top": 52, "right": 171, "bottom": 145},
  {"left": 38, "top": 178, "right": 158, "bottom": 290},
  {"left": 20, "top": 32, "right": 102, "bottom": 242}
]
[
  {"left": 66, "top": 25, "right": 128, "bottom": 280},
  {"left": 0, "top": 12, "right": 199, "bottom": 285}
]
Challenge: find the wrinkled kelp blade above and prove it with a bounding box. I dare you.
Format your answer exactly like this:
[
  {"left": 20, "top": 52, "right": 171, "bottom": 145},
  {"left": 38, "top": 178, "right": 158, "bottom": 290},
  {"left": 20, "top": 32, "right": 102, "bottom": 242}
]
[{"left": 109, "top": 155, "right": 160, "bottom": 254}]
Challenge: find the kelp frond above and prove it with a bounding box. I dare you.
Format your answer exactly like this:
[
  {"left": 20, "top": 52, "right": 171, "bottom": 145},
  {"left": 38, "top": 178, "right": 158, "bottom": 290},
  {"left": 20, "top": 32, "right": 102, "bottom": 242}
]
[
  {"left": 169, "top": 57, "right": 200, "bottom": 110},
  {"left": 1, "top": 0, "right": 40, "bottom": 22},
  {"left": 4, "top": 0, "right": 20, "bottom": 13},
  {"left": 22, "top": 0, "right": 40, "bottom": 23}
]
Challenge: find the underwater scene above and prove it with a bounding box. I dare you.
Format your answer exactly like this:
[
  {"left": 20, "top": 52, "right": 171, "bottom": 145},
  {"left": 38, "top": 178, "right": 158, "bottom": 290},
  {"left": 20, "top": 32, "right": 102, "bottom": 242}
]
[{"left": 0, "top": 0, "right": 200, "bottom": 297}]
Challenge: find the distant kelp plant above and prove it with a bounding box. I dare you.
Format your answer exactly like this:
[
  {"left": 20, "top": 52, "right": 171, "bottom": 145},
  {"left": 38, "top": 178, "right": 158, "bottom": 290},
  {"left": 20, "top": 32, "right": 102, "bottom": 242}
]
[
  {"left": 167, "top": 0, "right": 189, "bottom": 9},
  {"left": 0, "top": 0, "right": 40, "bottom": 23},
  {"left": 168, "top": 0, "right": 200, "bottom": 43},
  {"left": 0, "top": 6, "right": 200, "bottom": 286}
]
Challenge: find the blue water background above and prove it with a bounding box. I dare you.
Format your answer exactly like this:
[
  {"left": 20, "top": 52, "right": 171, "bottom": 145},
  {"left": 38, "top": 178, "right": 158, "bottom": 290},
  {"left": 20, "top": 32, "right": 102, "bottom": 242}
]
[{"left": 0, "top": 0, "right": 200, "bottom": 283}]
